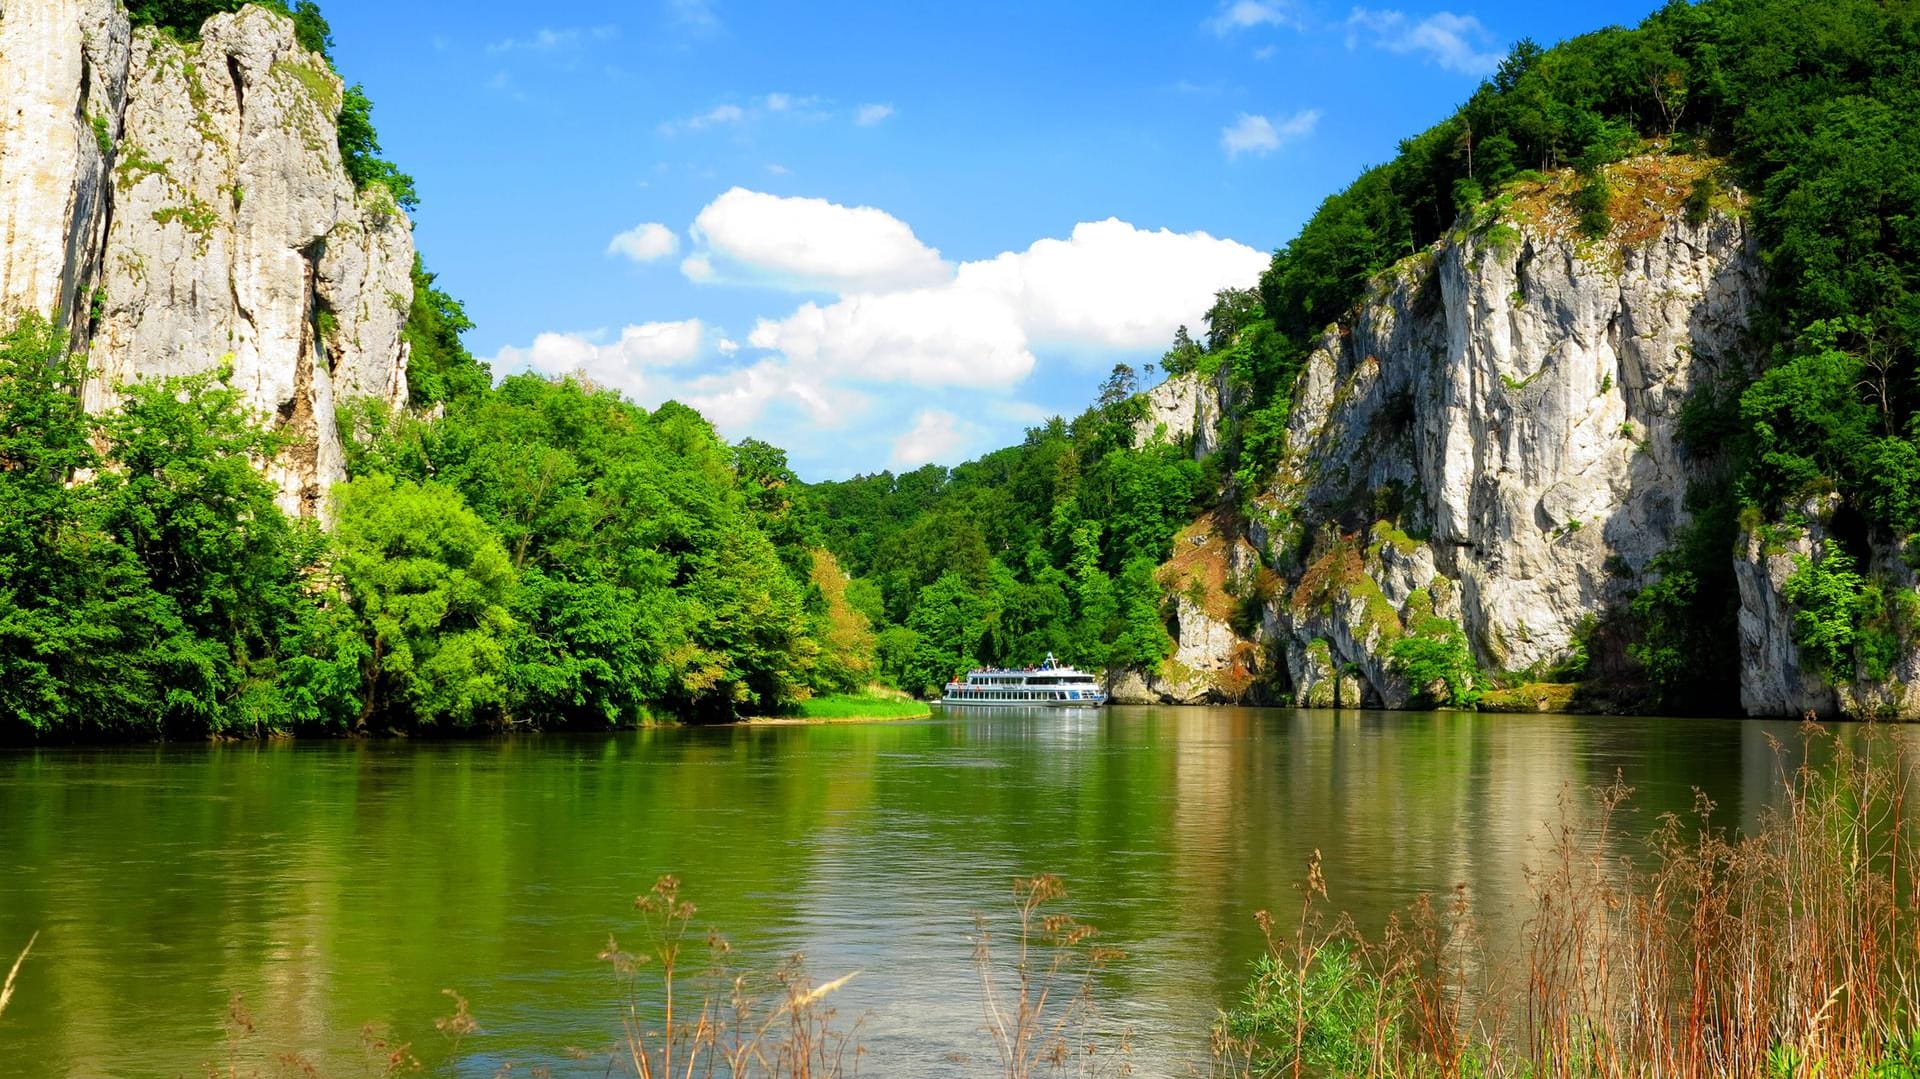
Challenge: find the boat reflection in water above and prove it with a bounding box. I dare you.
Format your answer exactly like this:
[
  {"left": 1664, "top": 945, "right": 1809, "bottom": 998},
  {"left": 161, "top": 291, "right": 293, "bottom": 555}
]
[{"left": 939, "top": 652, "right": 1107, "bottom": 707}]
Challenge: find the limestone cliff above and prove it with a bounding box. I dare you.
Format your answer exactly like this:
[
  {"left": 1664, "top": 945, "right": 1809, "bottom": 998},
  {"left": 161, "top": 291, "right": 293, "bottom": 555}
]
[
  {"left": 1126, "top": 154, "right": 1817, "bottom": 712},
  {"left": 0, "top": 0, "right": 413, "bottom": 517},
  {"left": 1734, "top": 498, "right": 1920, "bottom": 719}
]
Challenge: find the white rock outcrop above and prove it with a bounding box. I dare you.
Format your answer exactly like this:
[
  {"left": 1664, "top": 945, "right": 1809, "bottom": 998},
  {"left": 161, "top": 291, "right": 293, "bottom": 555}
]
[
  {"left": 1267, "top": 206, "right": 1760, "bottom": 684},
  {"left": 0, "top": 0, "right": 130, "bottom": 331},
  {"left": 1134, "top": 363, "right": 1232, "bottom": 459},
  {"left": 0, "top": 1, "right": 414, "bottom": 517},
  {"left": 1119, "top": 170, "right": 1781, "bottom": 712},
  {"left": 1735, "top": 500, "right": 1920, "bottom": 719}
]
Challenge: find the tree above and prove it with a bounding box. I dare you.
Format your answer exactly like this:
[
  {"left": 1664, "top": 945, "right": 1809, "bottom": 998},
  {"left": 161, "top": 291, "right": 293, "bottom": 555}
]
[
  {"left": 0, "top": 318, "right": 169, "bottom": 735},
  {"left": 95, "top": 371, "right": 327, "bottom": 732},
  {"left": 1387, "top": 619, "right": 1479, "bottom": 707},
  {"left": 402, "top": 257, "right": 489, "bottom": 407},
  {"left": 1781, "top": 540, "right": 1870, "bottom": 676},
  {"left": 332, "top": 475, "right": 517, "bottom": 728},
  {"left": 903, "top": 573, "right": 994, "bottom": 696},
  {"left": 810, "top": 550, "right": 877, "bottom": 693}
]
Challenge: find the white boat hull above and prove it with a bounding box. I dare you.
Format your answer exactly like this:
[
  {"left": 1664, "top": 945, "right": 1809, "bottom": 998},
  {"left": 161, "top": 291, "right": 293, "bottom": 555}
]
[{"left": 939, "top": 695, "right": 1107, "bottom": 707}]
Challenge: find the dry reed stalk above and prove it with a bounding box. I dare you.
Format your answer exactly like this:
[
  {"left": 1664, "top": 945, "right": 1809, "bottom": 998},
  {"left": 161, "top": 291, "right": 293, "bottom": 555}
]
[
  {"left": 603, "top": 875, "right": 864, "bottom": 1079},
  {"left": 973, "top": 874, "right": 1129, "bottom": 1078},
  {"left": 0, "top": 931, "right": 33, "bottom": 1020}
]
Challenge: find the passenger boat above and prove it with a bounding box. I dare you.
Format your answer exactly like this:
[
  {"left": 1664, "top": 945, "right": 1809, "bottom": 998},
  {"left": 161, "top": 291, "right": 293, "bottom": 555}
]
[{"left": 940, "top": 653, "right": 1107, "bottom": 707}]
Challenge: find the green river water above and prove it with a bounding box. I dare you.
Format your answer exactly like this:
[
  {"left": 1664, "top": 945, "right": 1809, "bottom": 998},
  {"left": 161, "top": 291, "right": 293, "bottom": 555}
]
[{"left": 0, "top": 706, "right": 1825, "bottom": 1076}]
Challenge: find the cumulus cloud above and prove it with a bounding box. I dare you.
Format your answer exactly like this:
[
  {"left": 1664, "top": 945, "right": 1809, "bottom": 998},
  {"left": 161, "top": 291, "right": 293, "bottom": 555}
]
[
  {"left": 854, "top": 103, "right": 895, "bottom": 126},
  {"left": 890, "top": 410, "right": 976, "bottom": 469},
  {"left": 747, "top": 287, "right": 1033, "bottom": 388},
  {"left": 489, "top": 319, "right": 708, "bottom": 397},
  {"left": 957, "top": 219, "right": 1268, "bottom": 351},
  {"left": 1346, "top": 9, "right": 1503, "bottom": 75},
  {"left": 678, "top": 359, "right": 864, "bottom": 431},
  {"left": 1221, "top": 108, "right": 1319, "bottom": 158},
  {"left": 685, "top": 187, "right": 949, "bottom": 292},
  {"left": 607, "top": 222, "right": 680, "bottom": 262},
  {"left": 745, "top": 217, "right": 1265, "bottom": 387},
  {"left": 1207, "top": 0, "right": 1298, "bottom": 33}
]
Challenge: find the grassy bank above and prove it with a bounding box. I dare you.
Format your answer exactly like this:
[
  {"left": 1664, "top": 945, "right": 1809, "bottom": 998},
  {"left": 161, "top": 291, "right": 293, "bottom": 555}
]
[{"left": 747, "top": 692, "right": 932, "bottom": 724}]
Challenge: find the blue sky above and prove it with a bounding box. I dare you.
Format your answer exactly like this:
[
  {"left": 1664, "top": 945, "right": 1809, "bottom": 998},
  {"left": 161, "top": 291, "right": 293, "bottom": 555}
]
[{"left": 322, "top": 0, "right": 1661, "bottom": 480}]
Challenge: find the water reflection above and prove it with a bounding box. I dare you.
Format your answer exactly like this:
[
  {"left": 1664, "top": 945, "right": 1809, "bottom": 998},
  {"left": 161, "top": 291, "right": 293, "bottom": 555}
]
[{"left": 0, "top": 708, "right": 1875, "bottom": 1076}]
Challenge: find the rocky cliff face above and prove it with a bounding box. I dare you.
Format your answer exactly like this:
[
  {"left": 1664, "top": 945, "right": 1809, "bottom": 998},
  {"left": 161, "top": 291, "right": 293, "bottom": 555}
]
[
  {"left": 1132, "top": 157, "right": 1842, "bottom": 713},
  {"left": 0, "top": 0, "right": 413, "bottom": 517},
  {"left": 1734, "top": 498, "right": 1920, "bottom": 719},
  {"left": 1134, "top": 361, "right": 1232, "bottom": 461}
]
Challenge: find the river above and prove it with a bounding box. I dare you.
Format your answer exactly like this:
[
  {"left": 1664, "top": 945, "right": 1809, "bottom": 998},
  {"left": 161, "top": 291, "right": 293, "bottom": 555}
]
[{"left": 0, "top": 706, "right": 1822, "bottom": 1076}]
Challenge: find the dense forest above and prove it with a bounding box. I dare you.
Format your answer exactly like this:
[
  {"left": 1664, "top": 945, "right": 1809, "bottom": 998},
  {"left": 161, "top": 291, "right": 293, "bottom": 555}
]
[
  {"left": 806, "top": 0, "right": 1920, "bottom": 713},
  {"left": 4, "top": 0, "right": 1918, "bottom": 737}
]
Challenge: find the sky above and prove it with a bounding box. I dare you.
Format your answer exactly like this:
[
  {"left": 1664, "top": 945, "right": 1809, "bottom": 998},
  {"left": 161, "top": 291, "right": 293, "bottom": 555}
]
[{"left": 320, "top": 0, "right": 1664, "bottom": 481}]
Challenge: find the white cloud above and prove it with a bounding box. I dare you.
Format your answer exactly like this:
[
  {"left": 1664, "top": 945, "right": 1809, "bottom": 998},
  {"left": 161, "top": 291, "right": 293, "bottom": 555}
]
[
  {"left": 1346, "top": 9, "right": 1502, "bottom": 75},
  {"left": 685, "top": 187, "right": 948, "bottom": 292},
  {"left": 956, "top": 219, "right": 1269, "bottom": 351},
  {"left": 680, "top": 254, "right": 715, "bottom": 281},
  {"left": 1207, "top": 0, "right": 1298, "bottom": 34},
  {"left": 748, "top": 287, "right": 1034, "bottom": 388},
  {"left": 766, "top": 163, "right": 791, "bottom": 176},
  {"left": 745, "top": 217, "right": 1265, "bottom": 388},
  {"left": 670, "top": 0, "right": 720, "bottom": 33},
  {"left": 489, "top": 319, "right": 709, "bottom": 397},
  {"left": 717, "top": 337, "right": 740, "bottom": 355},
  {"left": 485, "top": 25, "right": 616, "bottom": 55},
  {"left": 761, "top": 92, "right": 821, "bottom": 113},
  {"left": 678, "top": 359, "right": 863, "bottom": 431},
  {"left": 606, "top": 222, "right": 680, "bottom": 263},
  {"left": 659, "top": 103, "right": 745, "bottom": 136},
  {"left": 890, "top": 410, "right": 976, "bottom": 469},
  {"left": 854, "top": 103, "right": 895, "bottom": 126},
  {"left": 1221, "top": 108, "right": 1319, "bottom": 158}
]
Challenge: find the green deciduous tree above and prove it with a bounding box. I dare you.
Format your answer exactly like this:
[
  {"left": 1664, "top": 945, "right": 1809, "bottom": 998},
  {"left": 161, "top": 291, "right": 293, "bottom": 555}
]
[{"left": 332, "top": 474, "right": 517, "bottom": 728}]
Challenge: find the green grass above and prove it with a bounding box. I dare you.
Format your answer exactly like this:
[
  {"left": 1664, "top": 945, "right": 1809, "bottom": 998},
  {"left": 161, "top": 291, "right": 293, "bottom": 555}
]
[{"left": 790, "top": 693, "right": 931, "bottom": 721}]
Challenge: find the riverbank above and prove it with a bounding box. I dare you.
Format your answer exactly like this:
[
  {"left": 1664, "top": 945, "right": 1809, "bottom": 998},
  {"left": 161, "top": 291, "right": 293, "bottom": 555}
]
[{"left": 742, "top": 692, "right": 933, "bottom": 725}]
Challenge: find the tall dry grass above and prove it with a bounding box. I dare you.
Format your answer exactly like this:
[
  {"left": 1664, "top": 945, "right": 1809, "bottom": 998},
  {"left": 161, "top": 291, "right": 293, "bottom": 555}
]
[
  {"left": 599, "top": 874, "right": 864, "bottom": 1078},
  {"left": 1215, "top": 721, "right": 1920, "bottom": 1079},
  {"left": 971, "top": 874, "right": 1132, "bottom": 1077}
]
